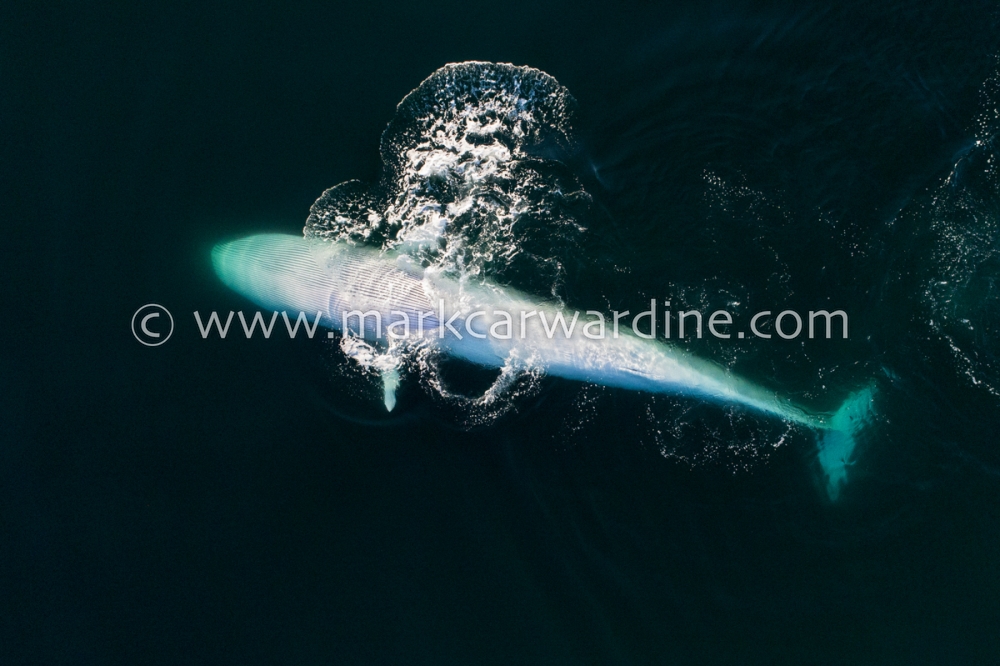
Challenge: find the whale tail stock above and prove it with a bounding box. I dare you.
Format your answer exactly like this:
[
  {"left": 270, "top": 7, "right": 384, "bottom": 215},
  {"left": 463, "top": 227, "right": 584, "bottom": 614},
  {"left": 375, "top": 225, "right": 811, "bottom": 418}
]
[{"left": 815, "top": 385, "right": 877, "bottom": 500}]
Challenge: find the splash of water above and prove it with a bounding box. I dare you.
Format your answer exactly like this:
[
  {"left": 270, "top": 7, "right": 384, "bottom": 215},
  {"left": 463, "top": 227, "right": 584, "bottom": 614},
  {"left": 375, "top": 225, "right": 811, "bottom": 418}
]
[
  {"left": 922, "top": 62, "right": 1000, "bottom": 396},
  {"left": 304, "top": 62, "right": 593, "bottom": 423}
]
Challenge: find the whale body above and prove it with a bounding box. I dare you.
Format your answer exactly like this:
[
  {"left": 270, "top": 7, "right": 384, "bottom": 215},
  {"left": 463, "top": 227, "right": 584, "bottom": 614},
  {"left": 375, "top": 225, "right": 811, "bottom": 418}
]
[{"left": 211, "top": 233, "right": 874, "bottom": 499}]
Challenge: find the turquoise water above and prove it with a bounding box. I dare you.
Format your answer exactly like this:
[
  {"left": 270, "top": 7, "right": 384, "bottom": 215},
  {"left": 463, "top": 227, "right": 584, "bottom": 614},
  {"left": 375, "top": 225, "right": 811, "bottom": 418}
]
[{"left": 3, "top": 1, "right": 1000, "bottom": 663}]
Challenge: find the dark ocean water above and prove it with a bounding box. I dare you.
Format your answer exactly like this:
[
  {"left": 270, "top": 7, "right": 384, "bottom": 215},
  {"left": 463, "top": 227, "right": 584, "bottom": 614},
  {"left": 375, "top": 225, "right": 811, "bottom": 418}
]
[{"left": 4, "top": 1, "right": 1000, "bottom": 663}]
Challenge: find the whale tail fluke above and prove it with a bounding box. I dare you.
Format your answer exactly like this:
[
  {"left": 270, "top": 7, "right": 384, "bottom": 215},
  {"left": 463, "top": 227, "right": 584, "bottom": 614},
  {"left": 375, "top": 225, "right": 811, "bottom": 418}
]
[{"left": 816, "top": 385, "right": 877, "bottom": 501}]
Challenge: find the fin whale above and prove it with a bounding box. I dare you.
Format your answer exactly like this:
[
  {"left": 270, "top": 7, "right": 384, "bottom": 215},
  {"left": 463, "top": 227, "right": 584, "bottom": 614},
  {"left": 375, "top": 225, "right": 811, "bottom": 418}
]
[{"left": 211, "top": 233, "right": 874, "bottom": 500}]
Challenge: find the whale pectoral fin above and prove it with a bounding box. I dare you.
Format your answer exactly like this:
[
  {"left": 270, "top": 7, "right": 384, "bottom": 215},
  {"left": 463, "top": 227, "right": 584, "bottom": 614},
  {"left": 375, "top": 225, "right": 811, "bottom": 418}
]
[{"left": 381, "top": 367, "right": 401, "bottom": 412}]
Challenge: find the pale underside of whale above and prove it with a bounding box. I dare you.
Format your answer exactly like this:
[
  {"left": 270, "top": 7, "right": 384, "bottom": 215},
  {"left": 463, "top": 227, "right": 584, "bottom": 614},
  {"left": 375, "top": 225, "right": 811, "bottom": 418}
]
[{"left": 211, "top": 233, "right": 874, "bottom": 500}]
